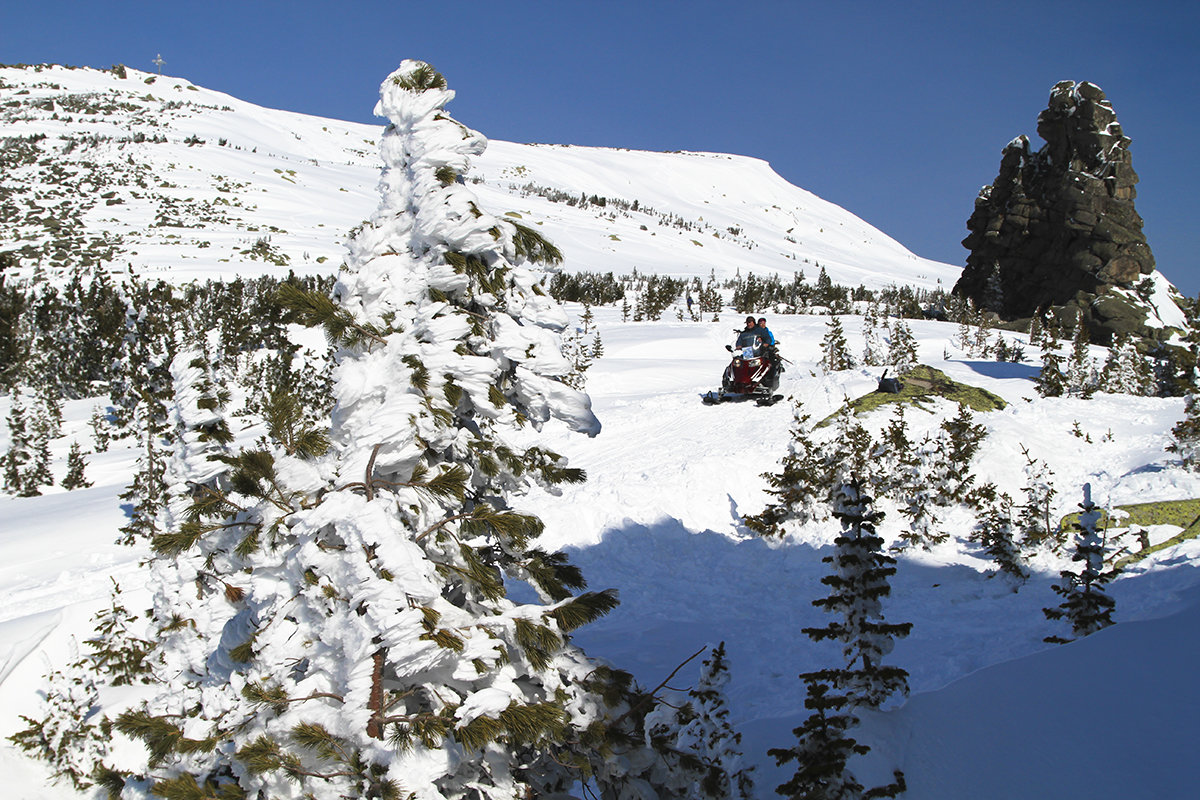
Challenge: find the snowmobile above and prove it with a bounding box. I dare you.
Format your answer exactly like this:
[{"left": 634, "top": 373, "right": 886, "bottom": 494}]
[{"left": 701, "top": 329, "right": 784, "bottom": 406}]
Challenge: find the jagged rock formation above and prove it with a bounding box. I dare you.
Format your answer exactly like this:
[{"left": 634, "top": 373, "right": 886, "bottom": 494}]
[{"left": 955, "top": 81, "right": 1171, "bottom": 344}]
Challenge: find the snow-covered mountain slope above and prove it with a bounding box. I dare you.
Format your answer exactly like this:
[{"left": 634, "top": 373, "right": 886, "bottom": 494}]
[{"left": 0, "top": 63, "right": 956, "bottom": 290}]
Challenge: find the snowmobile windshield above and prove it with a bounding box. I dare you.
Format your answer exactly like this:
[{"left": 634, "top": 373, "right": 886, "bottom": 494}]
[{"left": 735, "top": 330, "right": 761, "bottom": 350}]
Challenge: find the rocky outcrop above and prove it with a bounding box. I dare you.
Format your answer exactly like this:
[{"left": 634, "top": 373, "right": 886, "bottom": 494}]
[{"left": 954, "top": 81, "right": 1173, "bottom": 344}]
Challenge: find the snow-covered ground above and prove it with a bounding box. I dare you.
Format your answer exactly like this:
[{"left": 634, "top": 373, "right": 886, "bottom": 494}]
[
  {"left": 4, "top": 306, "right": 1200, "bottom": 798},
  {"left": 3, "top": 62, "right": 1199, "bottom": 799}
]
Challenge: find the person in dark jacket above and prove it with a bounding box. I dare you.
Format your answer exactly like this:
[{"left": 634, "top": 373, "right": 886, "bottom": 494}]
[{"left": 735, "top": 316, "right": 761, "bottom": 349}]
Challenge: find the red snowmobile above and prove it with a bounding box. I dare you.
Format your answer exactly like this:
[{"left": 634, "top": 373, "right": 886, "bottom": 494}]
[{"left": 702, "top": 329, "right": 784, "bottom": 406}]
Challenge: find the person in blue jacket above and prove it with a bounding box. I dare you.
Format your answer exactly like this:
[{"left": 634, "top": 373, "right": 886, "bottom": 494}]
[
  {"left": 756, "top": 317, "right": 781, "bottom": 388},
  {"left": 756, "top": 317, "right": 775, "bottom": 346}
]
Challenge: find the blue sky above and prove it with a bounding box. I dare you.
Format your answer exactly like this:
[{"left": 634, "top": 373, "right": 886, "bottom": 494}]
[{"left": 6, "top": 0, "right": 1200, "bottom": 293}]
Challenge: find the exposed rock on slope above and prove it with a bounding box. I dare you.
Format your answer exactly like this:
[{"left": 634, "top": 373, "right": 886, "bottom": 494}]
[{"left": 954, "top": 80, "right": 1183, "bottom": 345}]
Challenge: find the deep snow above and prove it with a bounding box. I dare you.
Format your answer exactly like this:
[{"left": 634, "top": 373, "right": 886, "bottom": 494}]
[{"left": 5, "top": 308, "right": 1200, "bottom": 798}]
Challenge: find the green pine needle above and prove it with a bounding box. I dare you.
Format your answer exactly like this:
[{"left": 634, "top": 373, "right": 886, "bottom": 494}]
[
  {"left": 421, "top": 464, "right": 468, "bottom": 501},
  {"left": 545, "top": 589, "right": 620, "bottom": 632},
  {"left": 401, "top": 355, "right": 430, "bottom": 392},
  {"left": 242, "top": 681, "right": 290, "bottom": 715},
  {"left": 455, "top": 715, "right": 504, "bottom": 751},
  {"left": 514, "top": 618, "right": 561, "bottom": 670},
  {"left": 235, "top": 735, "right": 283, "bottom": 775},
  {"left": 229, "top": 636, "right": 256, "bottom": 664},
  {"left": 91, "top": 765, "right": 130, "bottom": 800},
  {"left": 509, "top": 221, "right": 563, "bottom": 265},
  {"left": 276, "top": 283, "right": 388, "bottom": 348},
  {"left": 393, "top": 63, "right": 447, "bottom": 92},
  {"left": 151, "top": 525, "right": 203, "bottom": 556},
  {"left": 523, "top": 549, "right": 587, "bottom": 601},
  {"left": 291, "top": 722, "right": 347, "bottom": 763},
  {"left": 497, "top": 701, "right": 569, "bottom": 746}
]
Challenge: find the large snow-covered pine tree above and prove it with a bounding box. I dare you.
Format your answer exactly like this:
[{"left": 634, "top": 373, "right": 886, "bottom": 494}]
[{"left": 100, "top": 61, "right": 695, "bottom": 800}]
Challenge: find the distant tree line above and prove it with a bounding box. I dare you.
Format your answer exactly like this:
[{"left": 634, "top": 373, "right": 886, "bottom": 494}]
[
  {"left": 0, "top": 260, "right": 332, "bottom": 398},
  {"left": 1, "top": 258, "right": 337, "bottom": 499},
  {"left": 545, "top": 262, "right": 949, "bottom": 323}
]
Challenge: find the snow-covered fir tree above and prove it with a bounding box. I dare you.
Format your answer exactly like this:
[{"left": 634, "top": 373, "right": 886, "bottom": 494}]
[
  {"left": 33, "top": 377, "right": 64, "bottom": 440},
  {"left": 1065, "top": 310, "right": 1096, "bottom": 398},
  {"left": 1099, "top": 334, "right": 1154, "bottom": 395},
  {"left": 771, "top": 482, "right": 910, "bottom": 800},
  {"left": 559, "top": 325, "right": 592, "bottom": 390},
  {"left": 955, "top": 315, "right": 972, "bottom": 353},
  {"left": 83, "top": 579, "right": 154, "bottom": 688},
  {"left": 7, "top": 638, "right": 107, "bottom": 792},
  {"left": 3, "top": 388, "right": 32, "bottom": 495},
  {"left": 654, "top": 642, "right": 755, "bottom": 800},
  {"left": 828, "top": 405, "right": 874, "bottom": 488},
  {"left": 62, "top": 440, "right": 92, "bottom": 490},
  {"left": 1027, "top": 314, "right": 1043, "bottom": 348},
  {"left": 821, "top": 316, "right": 855, "bottom": 372},
  {"left": 97, "top": 61, "right": 699, "bottom": 800},
  {"left": 161, "top": 349, "right": 236, "bottom": 533},
  {"left": 2, "top": 386, "right": 54, "bottom": 496},
  {"left": 803, "top": 480, "right": 912, "bottom": 709},
  {"left": 113, "top": 285, "right": 176, "bottom": 545},
  {"left": 992, "top": 332, "right": 1012, "bottom": 363},
  {"left": 893, "top": 434, "right": 948, "bottom": 551},
  {"left": 1168, "top": 393, "right": 1200, "bottom": 470},
  {"left": 89, "top": 405, "right": 112, "bottom": 453},
  {"left": 893, "top": 404, "right": 986, "bottom": 551},
  {"left": 115, "top": 401, "right": 170, "bottom": 546},
  {"left": 698, "top": 273, "right": 722, "bottom": 315},
  {"left": 744, "top": 400, "right": 831, "bottom": 536},
  {"left": 970, "top": 311, "right": 992, "bottom": 359},
  {"left": 1036, "top": 319, "right": 1066, "bottom": 398},
  {"left": 1017, "top": 445, "right": 1062, "bottom": 551},
  {"left": 10, "top": 579, "right": 154, "bottom": 791},
  {"left": 886, "top": 319, "right": 918, "bottom": 374},
  {"left": 972, "top": 489, "right": 1028, "bottom": 584},
  {"left": 22, "top": 389, "right": 56, "bottom": 495},
  {"left": 769, "top": 680, "right": 894, "bottom": 800},
  {"left": 861, "top": 304, "right": 884, "bottom": 367},
  {"left": 1044, "top": 485, "right": 1117, "bottom": 643},
  {"left": 107, "top": 276, "right": 178, "bottom": 435},
  {"left": 870, "top": 403, "right": 916, "bottom": 500},
  {"left": 937, "top": 403, "right": 987, "bottom": 506}
]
